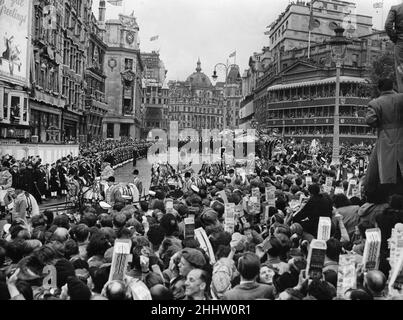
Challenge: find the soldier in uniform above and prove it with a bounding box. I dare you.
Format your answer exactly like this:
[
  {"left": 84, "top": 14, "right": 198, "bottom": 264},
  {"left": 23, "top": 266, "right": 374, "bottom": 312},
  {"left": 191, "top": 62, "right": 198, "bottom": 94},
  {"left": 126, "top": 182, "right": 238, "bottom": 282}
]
[{"left": 49, "top": 162, "right": 60, "bottom": 199}]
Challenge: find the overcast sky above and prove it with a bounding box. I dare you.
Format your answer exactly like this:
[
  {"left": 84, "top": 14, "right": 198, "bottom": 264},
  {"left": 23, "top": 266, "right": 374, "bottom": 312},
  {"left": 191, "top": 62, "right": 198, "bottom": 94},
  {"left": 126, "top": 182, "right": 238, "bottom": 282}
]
[{"left": 92, "top": 0, "right": 401, "bottom": 82}]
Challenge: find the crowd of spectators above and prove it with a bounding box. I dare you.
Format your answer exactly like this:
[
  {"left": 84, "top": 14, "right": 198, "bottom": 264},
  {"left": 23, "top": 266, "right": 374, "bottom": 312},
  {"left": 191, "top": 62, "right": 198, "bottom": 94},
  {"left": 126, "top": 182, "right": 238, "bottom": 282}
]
[{"left": 1, "top": 137, "right": 402, "bottom": 301}]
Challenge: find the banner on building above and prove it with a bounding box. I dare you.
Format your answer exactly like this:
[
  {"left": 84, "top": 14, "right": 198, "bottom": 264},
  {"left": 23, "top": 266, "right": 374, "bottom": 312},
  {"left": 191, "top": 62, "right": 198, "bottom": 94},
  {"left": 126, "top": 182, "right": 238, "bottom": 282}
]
[{"left": 0, "top": 0, "right": 33, "bottom": 86}]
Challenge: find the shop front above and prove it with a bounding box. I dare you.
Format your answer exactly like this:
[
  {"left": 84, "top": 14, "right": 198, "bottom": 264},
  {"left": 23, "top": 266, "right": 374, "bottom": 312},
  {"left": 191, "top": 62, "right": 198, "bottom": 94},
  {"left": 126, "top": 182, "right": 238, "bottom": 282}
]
[{"left": 0, "top": 87, "right": 31, "bottom": 142}]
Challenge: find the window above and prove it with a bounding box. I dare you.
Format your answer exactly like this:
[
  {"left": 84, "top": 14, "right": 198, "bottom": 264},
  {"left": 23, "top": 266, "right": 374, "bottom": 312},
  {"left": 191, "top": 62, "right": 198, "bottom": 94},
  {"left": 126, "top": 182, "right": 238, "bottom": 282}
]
[
  {"left": 3, "top": 92, "right": 8, "bottom": 119},
  {"left": 76, "top": 52, "right": 81, "bottom": 73},
  {"left": 63, "top": 40, "right": 70, "bottom": 65},
  {"left": 125, "top": 58, "right": 133, "bottom": 70},
  {"left": 107, "top": 123, "right": 114, "bottom": 138},
  {"left": 10, "top": 96, "right": 21, "bottom": 124},
  {"left": 352, "top": 54, "right": 359, "bottom": 67},
  {"left": 62, "top": 76, "right": 69, "bottom": 97}
]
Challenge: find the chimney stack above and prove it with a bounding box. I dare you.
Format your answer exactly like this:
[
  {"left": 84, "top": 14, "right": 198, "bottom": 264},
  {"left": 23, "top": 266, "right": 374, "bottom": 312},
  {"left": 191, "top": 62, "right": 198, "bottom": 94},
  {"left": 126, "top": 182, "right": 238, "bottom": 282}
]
[{"left": 99, "top": 0, "right": 106, "bottom": 22}]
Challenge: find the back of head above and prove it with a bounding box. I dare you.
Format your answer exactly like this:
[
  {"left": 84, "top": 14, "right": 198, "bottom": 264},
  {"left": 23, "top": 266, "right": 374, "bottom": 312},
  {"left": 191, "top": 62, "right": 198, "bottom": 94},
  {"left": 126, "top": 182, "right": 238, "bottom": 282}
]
[
  {"left": 106, "top": 280, "right": 128, "bottom": 300},
  {"left": 74, "top": 224, "right": 90, "bottom": 242},
  {"left": 308, "top": 184, "right": 320, "bottom": 196},
  {"left": 150, "top": 284, "right": 173, "bottom": 300},
  {"left": 237, "top": 252, "right": 260, "bottom": 281},
  {"left": 90, "top": 266, "right": 110, "bottom": 294},
  {"left": 113, "top": 213, "right": 127, "bottom": 229},
  {"left": 326, "top": 238, "right": 342, "bottom": 262},
  {"left": 307, "top": 279, "right": 336, "bottom": 300},
  {"left": 160, "top": 213, "right": 178, "bottom": 236},
  {"left": 364, "top": 270, "right": 386, "bottom": 294},
  {"left": 82, "top": 212, "right": 97, "bottom": 228},
  {"left": 378, "top": 78, "right": 394, "bottom": 92}
]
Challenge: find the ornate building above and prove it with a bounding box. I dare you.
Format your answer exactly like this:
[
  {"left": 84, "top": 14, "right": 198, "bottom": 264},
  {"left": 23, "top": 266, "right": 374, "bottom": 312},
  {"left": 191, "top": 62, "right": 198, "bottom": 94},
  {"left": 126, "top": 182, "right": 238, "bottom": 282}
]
[
  {"left": 101, "top": 9, "right": 144, "bottom": 140},
  {"left": 167, "top": 59, "right": 224, "bottom": 133},
  {"left": 239, "top": 0, "right": 393, "bottom": 144},
  {"left": 59, "top": 0, "right": 91, "bottom": 142},
  {"left": 84, "top": 10, "right": 108, "bottom": 140},
  {"left": 252, "top": 30, "right": 392, "bottom": 143},
  {"left": 141, "top": 51, "right": 169, "bottom": 136}
]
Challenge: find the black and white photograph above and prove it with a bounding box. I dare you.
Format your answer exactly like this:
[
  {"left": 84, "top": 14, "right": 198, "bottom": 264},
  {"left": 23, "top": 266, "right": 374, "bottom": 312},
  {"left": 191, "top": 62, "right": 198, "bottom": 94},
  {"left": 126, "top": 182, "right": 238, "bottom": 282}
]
[{"left": 0, "top": 0, "right": 403, "bottom": 311}]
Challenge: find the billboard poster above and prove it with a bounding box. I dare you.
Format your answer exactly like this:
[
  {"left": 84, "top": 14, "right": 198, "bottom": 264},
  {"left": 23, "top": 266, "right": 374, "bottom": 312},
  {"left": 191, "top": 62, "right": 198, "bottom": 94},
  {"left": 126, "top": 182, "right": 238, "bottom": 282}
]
[{"left": 0, "top": 0, "right": 32, "bottom": 86}]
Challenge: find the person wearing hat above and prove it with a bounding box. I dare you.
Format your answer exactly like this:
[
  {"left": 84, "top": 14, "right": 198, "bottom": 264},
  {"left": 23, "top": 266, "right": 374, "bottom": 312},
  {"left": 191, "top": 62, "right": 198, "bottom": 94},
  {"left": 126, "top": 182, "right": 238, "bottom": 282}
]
[{"left": 178, "top": 248, "right": 207, "bottom": 278}]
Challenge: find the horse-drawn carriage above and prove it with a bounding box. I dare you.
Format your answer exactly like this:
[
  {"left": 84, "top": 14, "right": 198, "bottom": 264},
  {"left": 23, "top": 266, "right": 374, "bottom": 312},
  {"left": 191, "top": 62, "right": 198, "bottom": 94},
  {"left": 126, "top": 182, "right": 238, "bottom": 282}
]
[{"left": 67, "top": 176, "right": 141, "bottom": 213}]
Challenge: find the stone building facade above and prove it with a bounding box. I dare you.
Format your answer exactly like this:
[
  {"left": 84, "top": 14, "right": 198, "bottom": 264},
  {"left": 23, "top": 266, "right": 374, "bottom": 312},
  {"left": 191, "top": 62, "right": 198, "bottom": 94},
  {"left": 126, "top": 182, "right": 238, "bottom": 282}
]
[{"left": 102, "top": 13, "right": 144, "bottom": 140}]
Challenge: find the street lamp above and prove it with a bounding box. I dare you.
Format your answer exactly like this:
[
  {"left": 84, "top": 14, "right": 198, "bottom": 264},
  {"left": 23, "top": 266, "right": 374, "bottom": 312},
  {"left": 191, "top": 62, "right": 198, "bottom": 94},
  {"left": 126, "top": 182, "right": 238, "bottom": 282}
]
[
  {"left": 212, "top": 62, "right": 241, "bottom": 130},
  {"left": 329, "top": 26, "right": 351, "bottom": 165}
]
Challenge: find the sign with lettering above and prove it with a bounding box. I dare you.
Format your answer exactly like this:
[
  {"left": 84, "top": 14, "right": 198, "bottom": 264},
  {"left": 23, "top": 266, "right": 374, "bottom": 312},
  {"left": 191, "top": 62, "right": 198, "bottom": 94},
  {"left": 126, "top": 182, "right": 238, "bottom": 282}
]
[
  {"left": 165, "top": 198, "right": 173, "bottom": 214},
  {"left": 337, "top": 254, "right": 357, "bottom": 297},
  {"left": 265, "top": 186, "right": 276, "bottom": 207},
  {"left": 184, "top": 215, "right": 195, "bottom": 239},
  {"left": 224, "top": 217, "right": 235, "bottom": 234},
  {"left": 108, "top": 239, "right": 132, "bottom": 282},
  {"left": 389, "top": 223, "right": 403, "bottom": 292},
  {"left": 346, "top": 179, "right": 358, "bottom": 199},
  {"left": 225, "top": 203, "right": 235, "bottom": 219},
  {"left": 0, "top": 0, "right": 32, "bottom": 86},
  {"left": 362, "top": 228, "right": 381, "bottom": 271},
  {"left": 317, "top": 217, "right": 331, "bottom": 241},
  {"left": 306, "top": 239, "right": 327, "bottom": 279},
  {"left": 248, "top": 196, "right": 260, "bottom": 215}
]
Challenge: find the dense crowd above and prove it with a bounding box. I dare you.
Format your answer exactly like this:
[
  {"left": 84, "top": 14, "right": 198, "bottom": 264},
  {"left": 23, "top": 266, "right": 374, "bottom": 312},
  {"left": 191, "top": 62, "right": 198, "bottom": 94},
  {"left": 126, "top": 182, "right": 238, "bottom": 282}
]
[{"left": 1, "top": 135, "right": 403, "bottom": 301}]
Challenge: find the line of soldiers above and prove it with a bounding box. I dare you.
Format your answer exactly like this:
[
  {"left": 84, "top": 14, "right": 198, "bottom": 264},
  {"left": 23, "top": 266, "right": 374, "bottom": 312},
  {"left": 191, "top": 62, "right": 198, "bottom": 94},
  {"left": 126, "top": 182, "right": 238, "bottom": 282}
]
[{"left": 0, "top": 140, "right": 151, "bottom": 212}]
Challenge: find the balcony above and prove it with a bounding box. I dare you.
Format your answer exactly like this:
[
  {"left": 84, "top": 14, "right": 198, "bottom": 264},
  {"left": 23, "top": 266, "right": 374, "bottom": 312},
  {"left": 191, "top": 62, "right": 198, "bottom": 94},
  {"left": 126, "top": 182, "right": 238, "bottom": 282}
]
[
  {"left": 265, "top": 116, "right": 368, "bottom": 127},
  {"left": 264, "top": 96, "right": 372, "bottom": 110}
]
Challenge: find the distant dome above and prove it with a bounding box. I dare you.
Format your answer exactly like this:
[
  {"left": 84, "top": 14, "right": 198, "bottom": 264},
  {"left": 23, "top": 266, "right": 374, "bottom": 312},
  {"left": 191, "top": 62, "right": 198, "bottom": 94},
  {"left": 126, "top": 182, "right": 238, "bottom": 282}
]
[{"left": 185, "top": 58, "right": 212, "bottom": 88}]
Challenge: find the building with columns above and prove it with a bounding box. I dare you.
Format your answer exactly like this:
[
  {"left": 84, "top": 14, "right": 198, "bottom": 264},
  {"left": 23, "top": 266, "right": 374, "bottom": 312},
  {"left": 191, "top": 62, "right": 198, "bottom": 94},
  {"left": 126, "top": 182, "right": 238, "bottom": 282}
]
[
  {"left": 167, "top": 59, "right": 224, "bottom": 133},
  {"left": 101, "top": 5, "right": 144, "bottom": 140}
]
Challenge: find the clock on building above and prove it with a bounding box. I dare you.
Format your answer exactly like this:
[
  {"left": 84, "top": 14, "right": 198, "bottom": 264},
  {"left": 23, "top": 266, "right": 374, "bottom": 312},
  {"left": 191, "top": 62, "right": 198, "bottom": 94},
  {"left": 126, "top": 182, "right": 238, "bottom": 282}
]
[{"left": 126, "top": 32, "right": 135, "bottom": 44}]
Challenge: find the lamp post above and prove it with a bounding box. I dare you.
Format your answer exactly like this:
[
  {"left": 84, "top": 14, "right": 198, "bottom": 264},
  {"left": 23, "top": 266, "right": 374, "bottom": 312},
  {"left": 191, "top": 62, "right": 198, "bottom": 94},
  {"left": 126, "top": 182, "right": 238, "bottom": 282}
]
[
  {"left": 212, "top": 62, "right": 241, "bottom": 130},
  {"left": 329, "top": 26, "right": 351, "bottom": 165}
]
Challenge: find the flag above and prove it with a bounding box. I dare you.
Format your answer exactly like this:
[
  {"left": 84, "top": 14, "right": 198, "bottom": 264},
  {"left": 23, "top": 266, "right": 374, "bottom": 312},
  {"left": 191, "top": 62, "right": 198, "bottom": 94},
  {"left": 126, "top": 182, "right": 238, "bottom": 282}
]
[
  {"left": 373, "top": 2, "right": 383, "bottom": 9},
  {"left": 150, "top": 35, "right": 159, "bottom": 41},
  {"left": 229, "top": 51, "right": 236, "bottom": 58},
  {"left": 107, "top": 0, "right": 123, "bottom": 5}
]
